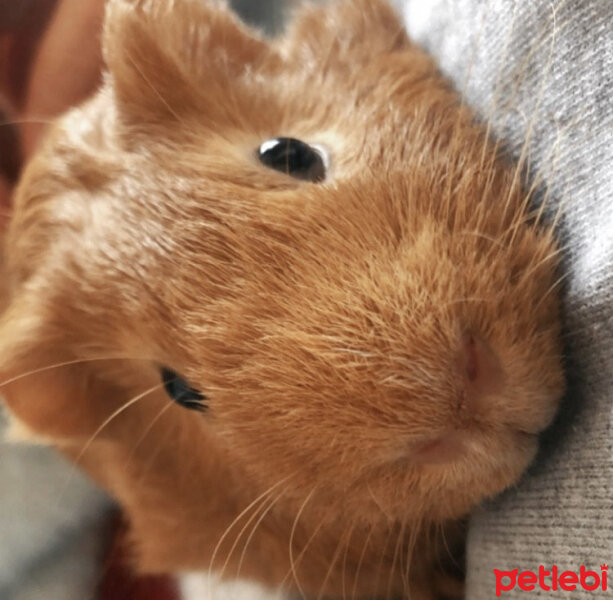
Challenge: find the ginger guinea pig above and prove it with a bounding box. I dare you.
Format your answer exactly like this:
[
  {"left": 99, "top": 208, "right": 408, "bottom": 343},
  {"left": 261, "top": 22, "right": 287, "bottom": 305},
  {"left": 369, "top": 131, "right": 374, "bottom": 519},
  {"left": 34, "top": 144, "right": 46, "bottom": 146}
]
[{"left": 0, "top": 0, "right": 565, "bottom": 597}]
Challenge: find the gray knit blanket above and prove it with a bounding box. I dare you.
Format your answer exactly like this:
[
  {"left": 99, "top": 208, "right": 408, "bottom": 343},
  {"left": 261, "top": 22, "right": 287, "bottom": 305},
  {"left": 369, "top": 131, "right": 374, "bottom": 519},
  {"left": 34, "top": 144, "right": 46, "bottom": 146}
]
[{"left": 401, "top": 0, "right": 613, "bottom": 597}]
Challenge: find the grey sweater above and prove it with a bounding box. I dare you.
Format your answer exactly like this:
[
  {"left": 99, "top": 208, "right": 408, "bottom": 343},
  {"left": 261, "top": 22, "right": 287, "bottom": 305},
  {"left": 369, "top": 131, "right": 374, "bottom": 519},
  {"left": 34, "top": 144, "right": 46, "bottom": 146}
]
[{"left": 401, "top": 0, "right": 613, "bottom": 597}]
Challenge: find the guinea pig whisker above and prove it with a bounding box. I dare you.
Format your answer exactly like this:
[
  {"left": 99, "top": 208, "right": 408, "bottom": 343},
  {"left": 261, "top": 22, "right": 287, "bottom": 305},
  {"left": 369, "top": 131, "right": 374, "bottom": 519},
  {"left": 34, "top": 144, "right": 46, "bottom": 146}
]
[
  {"left": 340, "top": 519, "right": 358, "bottom": 600},
  {"left": 217, "top": 482, "right": 291, "bottom": 585},
  {"left": 474, "top": 0, "right": 574, "bottom": 237},
  {"left": 402, "top": 520, "right": 418, "bottom": 597},
  {"left": 0, "top": 354, "right": 157, "bottom": 388},
  {"left": 398, "top": 516, "right": 421, "bottom": 597},
  {"left": 350, "top": 523, "right": 375, "bottom": 600},
  {"left": 315, "top": 519, "right": 357, "bottom": 600},
  {"left": 372, "top": 517, "right": 400, "bottom": 597},
  {"left": 476, "top": 0, "right": 518, "bottom": 174},
  {"left": 206, "top": 475, "right": 292, "bottom": 588},
  {"left": 401, "top": 521, "right": 417, "bottom": 594},
  {"left": 124, "top": 397, "right": 176, "bottom": 470},
  {"left": 500, "top": 7, "right": 567, "bottom": 227},
  {"left": 517, "top": 246, "right": 566, "bottom": 286},
  {"left": 52, "top": 381, "right": 166, "bottom": 513},
  {"left": 235, "top": 485, "right": 291, "bottom": 581},
  {"left": 454, "top": 228, "right": 517, "bottom": 268},
  {"left": 482, "top": 0, "right": 568, "bottom": 151},
  {"left": 73, "top": 381, "right": 166, "bottom": 466},
  {"left": 366, "top": 479, "right": 394, "bottom": 522},
  {"left": 506, "top": 100, "right": 573, "bottom": 246},
  {"left": 438, "top": 520, "right": 464, "bottom": 574},
  {"left": 123, "top": 51, "right": 187, "bottom": 127},
  {"left": 454, "top": 229, "right": 506, "bottom": 251},
  {"left": 384, "top": 520, "right": 407, "bottom": 600},
  {"left": 234, "top": 486, "right": 289, "bottom": 578},
  {"left": 532, "top": 271, "right": 570, "bottom": 314},
  {"left": 284, "top": 487, "right": 318, "bottom": 597}
]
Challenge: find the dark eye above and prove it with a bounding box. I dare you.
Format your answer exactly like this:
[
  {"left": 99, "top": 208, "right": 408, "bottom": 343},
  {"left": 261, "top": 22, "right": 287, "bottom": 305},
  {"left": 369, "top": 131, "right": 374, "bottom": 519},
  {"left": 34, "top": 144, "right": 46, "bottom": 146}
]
[
  {"left": 160, "top": 367, "right": 207, "bottom": 412},
  {"left": 258, "top": 137, "right": 327, "bottom": 182}
]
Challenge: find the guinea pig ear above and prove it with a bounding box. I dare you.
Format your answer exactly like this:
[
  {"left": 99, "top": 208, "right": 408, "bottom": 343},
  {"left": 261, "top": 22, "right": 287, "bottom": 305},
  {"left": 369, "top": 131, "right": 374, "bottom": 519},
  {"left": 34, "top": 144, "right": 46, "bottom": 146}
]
[
  {"left": 282, "top": 0, "right": 410, "bottom": 64},
  {"left": 103, "top": 0, "right": 279, "bottom": 123}
]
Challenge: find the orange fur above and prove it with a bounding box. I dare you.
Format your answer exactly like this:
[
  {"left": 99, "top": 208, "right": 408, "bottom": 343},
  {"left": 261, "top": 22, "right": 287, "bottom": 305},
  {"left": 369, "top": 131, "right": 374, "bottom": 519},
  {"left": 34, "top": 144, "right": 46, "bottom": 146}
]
[{"left": 0, "top": 0, "right": 565, "bottom": 597}]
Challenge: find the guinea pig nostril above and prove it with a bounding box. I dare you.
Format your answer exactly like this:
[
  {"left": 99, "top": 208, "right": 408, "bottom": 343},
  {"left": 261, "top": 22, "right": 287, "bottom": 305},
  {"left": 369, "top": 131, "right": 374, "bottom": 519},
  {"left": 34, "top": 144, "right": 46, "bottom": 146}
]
[
  {"left": 464, "top": 335, "right": 479, "bottom": 382},
  {"left": 459, "top": 333, "right": 504, "bottom": 398}
]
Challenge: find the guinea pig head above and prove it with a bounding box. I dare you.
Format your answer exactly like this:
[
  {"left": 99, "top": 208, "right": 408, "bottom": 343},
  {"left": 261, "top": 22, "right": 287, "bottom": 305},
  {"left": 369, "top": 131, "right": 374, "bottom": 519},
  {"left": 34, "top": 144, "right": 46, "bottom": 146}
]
[{"left": 0, "top": 0, "right": 565, "bottom": 575}]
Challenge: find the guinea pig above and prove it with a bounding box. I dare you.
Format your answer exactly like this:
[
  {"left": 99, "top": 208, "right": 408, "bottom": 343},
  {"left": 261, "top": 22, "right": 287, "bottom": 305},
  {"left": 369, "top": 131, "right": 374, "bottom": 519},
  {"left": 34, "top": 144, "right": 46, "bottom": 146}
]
[{"left": 0, "top": 0, "right": 565, "bottom": 598}]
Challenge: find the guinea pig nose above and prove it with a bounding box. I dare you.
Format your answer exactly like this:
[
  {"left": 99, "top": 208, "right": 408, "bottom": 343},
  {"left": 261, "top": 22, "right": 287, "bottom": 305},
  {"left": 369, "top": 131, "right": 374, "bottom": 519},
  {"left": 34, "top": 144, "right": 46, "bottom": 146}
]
[{"left": 459, "top": 333, "right": 504, "bottom": 402}]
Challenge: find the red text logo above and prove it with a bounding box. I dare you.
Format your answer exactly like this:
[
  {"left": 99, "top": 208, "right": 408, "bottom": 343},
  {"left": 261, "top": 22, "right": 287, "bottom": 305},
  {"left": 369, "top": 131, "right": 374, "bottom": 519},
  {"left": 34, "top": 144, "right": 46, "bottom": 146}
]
[{"left": 494, "top": 565, "right": 608, "bottom": 596}]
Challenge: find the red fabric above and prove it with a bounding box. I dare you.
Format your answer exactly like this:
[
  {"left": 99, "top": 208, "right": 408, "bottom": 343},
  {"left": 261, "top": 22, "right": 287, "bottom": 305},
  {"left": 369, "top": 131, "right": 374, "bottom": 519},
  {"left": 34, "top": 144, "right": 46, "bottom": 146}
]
[
  {"left": 98, "top": 518, "right": 181, "bottom": 600},
  {"left": 98, "top": 568, "right": 180, "bottom": 600},
  {"left": 0, "top": 0, "right": 56, "bottom": 107},
  {"left": 0, "top": 0, "right": 56, "bottom": 204},
  {"left": 0, "top": 0, "right": 56, "bottom": 221}
]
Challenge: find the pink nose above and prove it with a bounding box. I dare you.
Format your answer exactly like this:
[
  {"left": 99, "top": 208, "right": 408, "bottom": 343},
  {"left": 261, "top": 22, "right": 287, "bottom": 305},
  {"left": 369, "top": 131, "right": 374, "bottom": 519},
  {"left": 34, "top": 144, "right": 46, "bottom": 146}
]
[
  {"left": 459, "top": 333, "right": 504, "bottom": 407},
  {"left": 411, "top": 335, "right": 504, "bottom": 464}
]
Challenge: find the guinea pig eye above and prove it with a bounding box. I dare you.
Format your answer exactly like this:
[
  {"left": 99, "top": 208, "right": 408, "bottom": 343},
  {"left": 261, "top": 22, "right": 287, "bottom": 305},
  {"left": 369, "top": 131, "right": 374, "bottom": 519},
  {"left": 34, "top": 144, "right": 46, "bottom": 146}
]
[
  {"left": 258, "top": 137, "right": 326, "bottom": 182},
  {"left": 160, "top": 367, "right": 207, "bottom": 412}
]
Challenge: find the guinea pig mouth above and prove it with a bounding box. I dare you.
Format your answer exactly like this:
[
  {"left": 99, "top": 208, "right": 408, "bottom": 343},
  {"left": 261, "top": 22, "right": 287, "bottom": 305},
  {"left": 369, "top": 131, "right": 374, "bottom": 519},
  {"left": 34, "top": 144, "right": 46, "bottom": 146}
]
[
  {"left": 408, "top": 425, "right": 538, "bottom": 467},
  {"left": 410, "top": 433, "right": 465, "bottom": 465}
]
